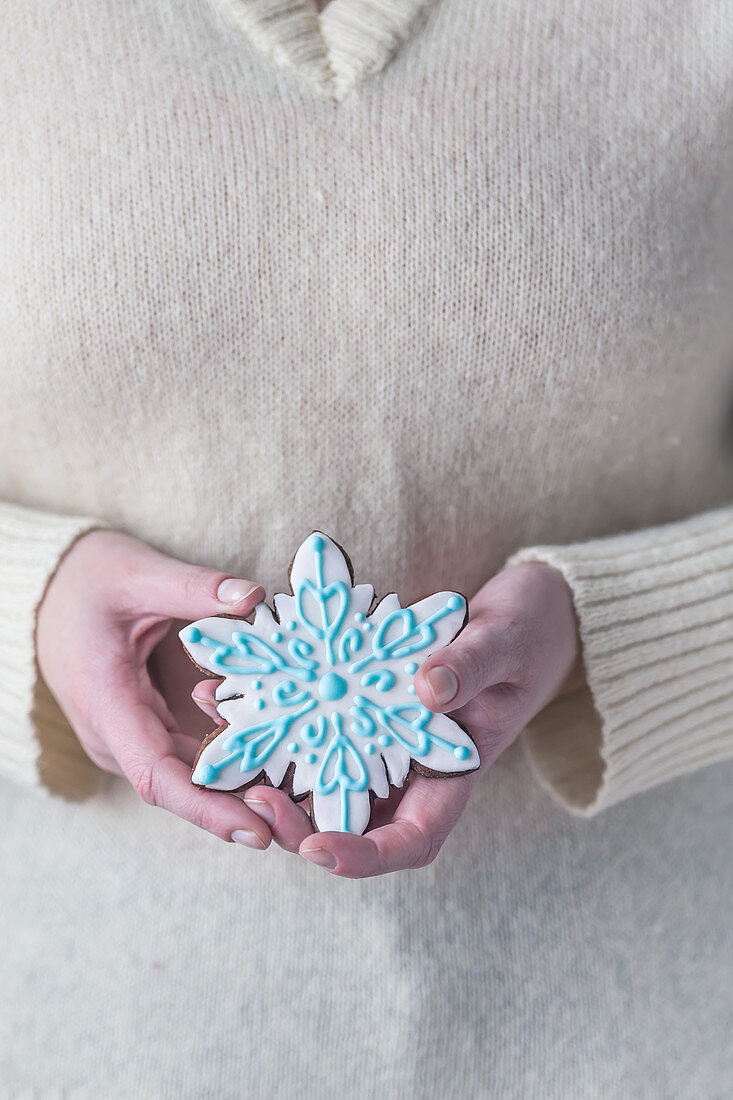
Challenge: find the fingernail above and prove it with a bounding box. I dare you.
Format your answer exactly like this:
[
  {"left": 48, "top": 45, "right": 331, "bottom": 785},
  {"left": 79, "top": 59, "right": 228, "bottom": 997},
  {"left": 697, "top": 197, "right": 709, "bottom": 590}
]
[
  {"left": 243, "top": 797, "right": 276, "bottom": 827},
  {"left": 425, "top": 666, "right": 458, "bottom": 706},
  {"left": 217, "top": 579, "right": 261, "bottom": 606},
  {"left": 231, "top": 828, "right": 267, "bottom": 850},
  {"left": 301, "top": 847, "right": 337, "bottom": 870}
]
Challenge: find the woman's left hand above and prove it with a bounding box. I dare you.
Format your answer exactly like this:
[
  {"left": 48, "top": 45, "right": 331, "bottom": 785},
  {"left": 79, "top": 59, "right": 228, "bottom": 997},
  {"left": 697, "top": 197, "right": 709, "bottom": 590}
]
[{"left": 192, "top": 561, "right": 585, "bottom": 877}]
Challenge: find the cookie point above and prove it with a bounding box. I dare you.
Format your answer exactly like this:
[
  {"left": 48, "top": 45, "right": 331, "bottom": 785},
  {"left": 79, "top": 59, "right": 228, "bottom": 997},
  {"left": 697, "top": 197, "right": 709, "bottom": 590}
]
[{"left": 311, "top": 534, "right": 324, "bottom": 552}]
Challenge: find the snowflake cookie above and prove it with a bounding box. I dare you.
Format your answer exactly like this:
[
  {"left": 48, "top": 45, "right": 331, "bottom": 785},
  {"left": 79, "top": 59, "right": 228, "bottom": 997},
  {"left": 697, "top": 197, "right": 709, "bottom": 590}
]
[{"left": 179, "top": 532, "right": 480, "bottom": 835}]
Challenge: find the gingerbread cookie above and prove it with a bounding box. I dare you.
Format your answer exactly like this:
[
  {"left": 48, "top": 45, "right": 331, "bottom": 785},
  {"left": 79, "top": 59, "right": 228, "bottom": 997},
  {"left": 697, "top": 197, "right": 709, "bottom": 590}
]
[{"left": 179, "top": 532, "right": 480, "bottom": 835}]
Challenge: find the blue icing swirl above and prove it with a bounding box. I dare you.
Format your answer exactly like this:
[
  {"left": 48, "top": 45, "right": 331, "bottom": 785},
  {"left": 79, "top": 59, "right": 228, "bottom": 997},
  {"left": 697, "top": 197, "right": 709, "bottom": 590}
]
[{"left": 361, "top": 670, "right": 396, "bottom": 692}]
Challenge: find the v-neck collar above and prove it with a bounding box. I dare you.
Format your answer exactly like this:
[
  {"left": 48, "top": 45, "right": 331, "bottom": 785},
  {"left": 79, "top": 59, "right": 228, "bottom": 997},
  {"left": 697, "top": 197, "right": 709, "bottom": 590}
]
[{"left": 216, "top": 0, "right": 439, "bottom": 99}]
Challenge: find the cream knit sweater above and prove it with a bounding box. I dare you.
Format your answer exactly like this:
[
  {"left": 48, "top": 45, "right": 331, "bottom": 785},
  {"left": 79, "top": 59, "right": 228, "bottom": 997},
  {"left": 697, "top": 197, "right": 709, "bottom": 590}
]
[{"left": 1, "top": 1, "right": 732, "bottom": 1096}]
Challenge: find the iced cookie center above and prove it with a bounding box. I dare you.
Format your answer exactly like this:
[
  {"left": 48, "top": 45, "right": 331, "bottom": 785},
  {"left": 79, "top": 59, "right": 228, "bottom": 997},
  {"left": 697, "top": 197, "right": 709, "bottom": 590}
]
[{"left": 318, "top": 672, "right": 347, "bottom": 701}]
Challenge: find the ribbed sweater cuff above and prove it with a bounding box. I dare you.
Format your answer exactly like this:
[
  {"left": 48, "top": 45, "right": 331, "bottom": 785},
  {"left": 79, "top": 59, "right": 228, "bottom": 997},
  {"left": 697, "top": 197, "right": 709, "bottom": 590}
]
[
  {"left": 0, "top": 502, "right": 107, "bottom": 793},
  {"left": 505, "top": 506, "right": 733, "bottom": 816}
]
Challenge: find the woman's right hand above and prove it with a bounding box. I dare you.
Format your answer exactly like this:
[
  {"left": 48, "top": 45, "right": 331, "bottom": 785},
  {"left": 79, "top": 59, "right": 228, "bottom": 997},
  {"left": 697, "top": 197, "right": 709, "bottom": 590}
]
[{"left": 36, "top": 529, "right": 273, "bottom": 849}]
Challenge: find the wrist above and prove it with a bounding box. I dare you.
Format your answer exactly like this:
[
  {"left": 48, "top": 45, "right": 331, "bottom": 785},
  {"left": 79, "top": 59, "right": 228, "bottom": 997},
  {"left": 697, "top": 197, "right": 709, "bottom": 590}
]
[
  {"left": 556, "top": 647, "right": 586, "bottom": 697},
  {"left": 546, "top": 564, "right": 585, "bottom": 697},
  {"left": 522, "top": 560, "right": 585, "bottom": 699},
  {"left": 36, "top": 527, "right": 117, "bottom": 670}
]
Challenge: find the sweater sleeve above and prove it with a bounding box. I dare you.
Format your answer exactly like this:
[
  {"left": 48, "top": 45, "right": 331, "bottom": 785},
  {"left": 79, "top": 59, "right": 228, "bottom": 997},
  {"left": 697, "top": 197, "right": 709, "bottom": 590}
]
[
  {"left": 504, "top": 504, "right": 733, "bottom": 816},
  {"left": 0, "top": 500, "right": 108, "bottom": 796}
]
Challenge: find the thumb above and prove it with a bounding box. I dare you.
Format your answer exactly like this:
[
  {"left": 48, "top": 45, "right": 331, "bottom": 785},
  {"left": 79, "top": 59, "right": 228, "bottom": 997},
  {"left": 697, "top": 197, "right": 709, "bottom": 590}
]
[
  {"left": 414, "top": 615, "right": 523, "bottom": 712},
  {"left": 125, "top": 546, "right": 265, "bottom": 621}
]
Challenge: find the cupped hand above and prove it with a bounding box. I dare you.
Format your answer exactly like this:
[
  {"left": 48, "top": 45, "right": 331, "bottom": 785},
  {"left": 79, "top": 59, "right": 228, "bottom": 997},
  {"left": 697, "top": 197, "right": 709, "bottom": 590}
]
[
  {"left": 36, "top": 529, "right": 273, "bottom": 848},
  {"left": 192, "top": 560, "right": 585, "bottom": 877}
]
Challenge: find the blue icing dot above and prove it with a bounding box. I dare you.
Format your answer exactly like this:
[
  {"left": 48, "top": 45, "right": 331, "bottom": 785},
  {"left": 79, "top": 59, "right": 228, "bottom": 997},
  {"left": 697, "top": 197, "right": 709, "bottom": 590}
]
[
  {"left": 363, "top": 622, "right": 373, "bottom": 632},
  {"left": 407, "top": 684, "right": 416, "bottom": 694},
  {"left": 287, "top": 742, "right": 299, "bottom": 754},
  {"left": 447, "top": 595, "right": 463, "bottom": 611},
  {"left": 364, "top": 744, "right": 376, "bottom": 755},
  {"left": 287, "top": 620, "right": 297, "bottom": 631},
  {"left": 378, "top": 734, "right": 392, "bottom": 747},
  {"left": 271, "top": 631, "right": 283, "bottom": 643},
  {"left": 305, "top": 753, "right": 317, "bottom": 764},
  {"left": 318, "top": 672, "right": 347, "bottom": 701},
  {"left": 404, "top": 662, "right": 418, "bottom": 674},
  {"left": 354, "top": 612, "right": 365, "bottom": 623},
  {"left": 454, "top": 746, "right": 470, "bottom": 760},
  {"left": 254, "top": 698, "right": 265, "bottom": 711},
  {"left": 184, "top": 626, "right": 201, "bottom": 644},
  {"left": 311, "top": 535, "right": 324, "bottom": 551},
  {"left": 251, "top": 680, "right": 262, "bottom": 690},
  {"left": 197, "top": 764, "right": 217, "bottom": 784}
]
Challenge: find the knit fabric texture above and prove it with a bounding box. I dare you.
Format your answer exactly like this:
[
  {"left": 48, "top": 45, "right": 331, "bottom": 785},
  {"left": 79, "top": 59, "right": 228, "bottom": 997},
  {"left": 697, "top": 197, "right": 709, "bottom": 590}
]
[{"left": 0, "top": 0, "right": 732, "bottom": 1095}]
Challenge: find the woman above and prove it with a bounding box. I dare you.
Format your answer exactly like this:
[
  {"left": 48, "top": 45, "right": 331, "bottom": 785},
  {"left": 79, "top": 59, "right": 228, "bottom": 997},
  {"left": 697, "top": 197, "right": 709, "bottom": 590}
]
[{"left": 1, "top": 0, "right": 732, "bottom": 1094}]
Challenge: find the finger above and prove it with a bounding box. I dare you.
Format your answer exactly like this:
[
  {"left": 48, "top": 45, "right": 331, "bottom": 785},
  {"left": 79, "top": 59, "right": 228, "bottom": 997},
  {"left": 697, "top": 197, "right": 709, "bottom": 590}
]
[
  {"left": 299, "top": 770, "right": 475, "bottom": 878},
  {"left": 243, "top": 785, "right": 315, "bottom": 853},
  {"left": 52, "top": 693, "right": 125, "bottom": 777},
  {"left": 171, "top": 732, "right": 204, "bottom": 767},
  {"left": 79, "top": 736, "right": 124, "bottom": 777},
  {"left": 186, "top": 682, "right": 312, "bottom": 848},
  {"left": 147, "top": 682, "right": 180, "bottom": 735},
  {"left": 122, "top": 546, "right": 265, "bottom": 621},
  {"left": 98, "top": 688, "right": 273, "bottom": 847},
  {"left": 191, "top": 678, "right": 220, "bottom": 722},
  {"left": 414, "top": 614, "right": 526, "bottom": 713},
  {"left": 367, "top": 786, "right": 406, "bottom": 829}
]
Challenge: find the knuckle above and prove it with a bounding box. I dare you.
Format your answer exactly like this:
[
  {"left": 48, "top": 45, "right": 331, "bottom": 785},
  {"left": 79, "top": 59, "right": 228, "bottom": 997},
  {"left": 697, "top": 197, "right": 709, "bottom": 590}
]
[
  {"left": 181, "top": 567, "right": 209, "bottom": 604},
  {"left": 190, "top": 797, "right": 221, "bottom": 838},
  {"left": 419, "top": 838, "right": 443, "bottom": 868},
  {"left": 480, "top": 682, "right": 517, "bottom": 722},
  {"left": 190, "top": 806, "right": 212, "bottom": 835},
  {"left": 480, "top": 727, "right": 509, "bottom": 758},
  {"left": 454, "top": 636, "right": 487, "bottom": 693},
  {"left": 467, "top": 697, "right": 524, "bottom": 763},
  {"left": 504, "top": 616, "right": 536, "bottom": 685},
  {"left": 408, "top": 825, "right": 442, "bottom": 870},
  {"left": 129, "top": 761, "right": 160, "bottom": 807}
]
